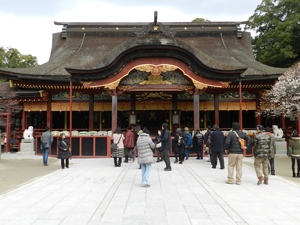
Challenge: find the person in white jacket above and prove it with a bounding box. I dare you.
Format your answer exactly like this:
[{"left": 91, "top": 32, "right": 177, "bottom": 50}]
[{"left": 136, "top": 129, "right": 156, "bottom": 188}]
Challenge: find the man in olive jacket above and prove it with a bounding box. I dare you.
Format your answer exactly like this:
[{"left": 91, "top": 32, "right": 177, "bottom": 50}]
[
  {"left": 253, "top": 125, "right": 271, "bottom": 185},
  {"left": 224, "top": 122, "right": 251, "bottom": 185}
]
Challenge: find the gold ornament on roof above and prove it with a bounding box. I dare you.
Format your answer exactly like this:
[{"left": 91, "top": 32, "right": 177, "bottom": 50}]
[
  {"left": 139, "top": 74, "right": 172, "bottom": 85},
  {"left": 135, "top": 64, "right": 178, "bottom": 75}
]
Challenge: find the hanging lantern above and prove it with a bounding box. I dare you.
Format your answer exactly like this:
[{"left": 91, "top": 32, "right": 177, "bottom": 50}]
[
  {"left": 185, "top": 108, "right": 188, "bottom": 112},
  {"left": 78, "top": 108, "right": 81, "bottom": 112},
  {"left": 28, "top": 109, "right": 31, "bottom": 113},
  {"left": 204, "top": 108, "right": 207, "bottom": 112},
  {"left": 39, "top": 108, "right": 42, "bottom": 112},
  {"left": 59, "top": 109, "right": 62, "bottom": 113},
  {"left": 227, "top": 108, "right": 230, "bottom": 112},
  {"left": 245, "top": 108, "right": 248, "bottom": 112},
  {"left": 101, "top": 108, "right": 104, "bottom": 112},
  {"left": 143, "top": 107, "right": 146, "bottom": 111},
  {"left": 162, "top": 107, "right": 165, "bottom": 111},
  {"left": 121, "top": 108, "right": 123, "bottom": 112}
]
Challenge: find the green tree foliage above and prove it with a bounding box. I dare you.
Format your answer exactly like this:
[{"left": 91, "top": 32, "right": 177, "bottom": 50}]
[
  {"left": 246, "top": 0, "right": 300, "bottom": 68},
  {"left": 192, "top": 18, "right": 210, "bottom": 22},
  {"left": 0, "top": 47, "right": 38, "bottom": 69}
]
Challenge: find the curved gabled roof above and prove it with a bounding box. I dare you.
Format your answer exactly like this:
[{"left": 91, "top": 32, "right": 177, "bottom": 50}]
[{"left": 0, "top": 21, "right": 285, "bottom": 83}]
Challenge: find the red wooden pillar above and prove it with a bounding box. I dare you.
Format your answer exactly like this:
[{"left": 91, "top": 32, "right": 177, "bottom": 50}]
[
  {"left": 22, "top": 107, "right": 26, "bottom": 130},
  {"left": 255, "top": 94, "right": 261, "bottom": 125},
  {"left": 69, "top": 82, "right": 73, "bottom": 150},
  {"left": 239, "top": 78, "right": 243, "bottom": 131},
  {"left": 89, "top": 94, "right": 94, "bottom": 131},
  {"left": 296, "top": 114, "right": 300, "bottom": 134},
  {"left": 194, "top": 89, "right": 199, "bottom": 131},
  {"left": 214, "top": 93, "right": 219, "bottom": 126},
  {"left": 47, "top": 94, "right": 52, "bottom": 129},
  {"left": 6, "top": 108, "right": 11, "bottom": 153},
  {"left": 112, "top": 89, "right": 118, "bottom": 133},
  {"left": 281, "top": 114, "right": 285, "bottom": 129}
]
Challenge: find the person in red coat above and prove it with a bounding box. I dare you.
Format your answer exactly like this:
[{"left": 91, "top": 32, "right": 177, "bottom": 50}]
[{"left": 124, "top": 126, "right": 135, "bottom": 162}]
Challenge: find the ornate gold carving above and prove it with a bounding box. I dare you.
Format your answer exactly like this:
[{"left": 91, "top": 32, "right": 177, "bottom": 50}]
[
  {"left": 136, "top": 92, "right": 172, "bottom": 101},
  {"left": 104, "top": 80, "right": 120, "bottom": 90},
  {"left": 192, "top": 80, "right": 208, "bottom": 90},
  {"left": 117, "top": 85, "right": 133, "bottom": 95},
  {"left": 219, "top": 81, "right": 230, "bottom": 88},
  {"left": 82, "top": 81, "right": 92, "bottom": 88},
  {"left": 135, "top": 64, "right": 178, "bottom": 75},
  {"left": 139, "top": 74, "right": 172, "bottom": 85},
  {"left": 178, "top": 85, "right": 194, "bottom": 94}
]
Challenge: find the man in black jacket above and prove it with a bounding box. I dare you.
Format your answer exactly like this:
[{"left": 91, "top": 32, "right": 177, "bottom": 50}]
[
  {"left": 193, "top": 129, "right": 204, "bottom": 159},
  {"left": 224, "top": 122, "right": 251, "bottom": 185},
  {"left": 210, "top": 125, "right": 224, "bottom": 169},
  {"left": 160, "top": 123, "right": 172, "bottom": 171}
]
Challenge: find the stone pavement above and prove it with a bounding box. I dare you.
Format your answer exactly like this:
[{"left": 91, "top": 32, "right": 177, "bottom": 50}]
[{"left": 1, "top": 155, "right": 300, "bottom": 225}]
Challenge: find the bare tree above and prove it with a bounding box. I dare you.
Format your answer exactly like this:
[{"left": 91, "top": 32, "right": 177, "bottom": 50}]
[
  {"left": 0, "top": 83, "right": 22, "bottom": 127},
  {"left": 259, "top": 61, "right": 300, "bottom": 118}
]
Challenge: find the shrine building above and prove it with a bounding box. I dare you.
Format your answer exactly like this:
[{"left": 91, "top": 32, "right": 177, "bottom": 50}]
[{"left": 0, "top": 13, "right": 290, "bottom": 157}]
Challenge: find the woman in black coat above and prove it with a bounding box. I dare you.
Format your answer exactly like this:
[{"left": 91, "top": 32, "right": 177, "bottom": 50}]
[
  {"left": 173, "top": 128, "right": 185, "bottom": 164},
  {"left": 58, "top": 133, "right": 72, "bottom": 169}
]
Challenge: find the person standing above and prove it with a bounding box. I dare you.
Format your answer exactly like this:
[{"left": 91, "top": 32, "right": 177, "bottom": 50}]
[
  {"left": 210, "top": 125, "right": 225, "bottom": 169},
  {"left": 204, "top": 126, "right": 212, "bottom": 162},
  {"left": 174, "top": 128, "right": 185, "bottom": 164},
  {"left": 112, "top": 127, "right": 125, "bottom": 167},
  {"left": 265, "top": 127, "right": 276, "bottom": 175},
  {"left": 224, "top": 122, "right": 251, "bottom": 185},
  {"left": 253, "top": 125, "right": 271, "bottom": 185},
  {"left": 193, "top": 129, "right": 204, "bottom": 160},
  {"left": 154, "top": 130, "right": 163, "bottom": 162},
  {"left": 184, "top": 127, "right": 192, "bottom": 160},
  {"left": 58, "top": 133, "right": 72, "bottom": 169},
  {"left": 132, "top": 127, "right": 138, "bottom": 162},
  {"left": 289, "top": 131, "right": 300, "bottom": 177},
  {"left": 40, "top": 127, "right": 53, "bottom": 166},
  {"left": 124, "top": 126, "right": 134, "bottom": 163},
  {"left": 137, "top": 129, "right": 156, "bottom": 187},
  {"left": 160, "top": 123, "right": 172, "bottom": 171}
]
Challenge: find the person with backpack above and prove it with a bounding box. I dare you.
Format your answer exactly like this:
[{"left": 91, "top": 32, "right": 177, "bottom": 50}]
[
  {"left": 173, "top": 128, "right": 185, "bottom": 163},
  {"left": 184, "top": 127, "right": 192, "bottom": 160},
  {"left": 193, "top": 129, "right": 204, "bottom": 159}
]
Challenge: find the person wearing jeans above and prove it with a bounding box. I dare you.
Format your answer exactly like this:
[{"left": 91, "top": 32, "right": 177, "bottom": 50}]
[
  {"left": 137, "top": 129, "right": 156, "bottom": 187},
  {"left": 41, "top": 127, "right": 53, "bottom": 166}
]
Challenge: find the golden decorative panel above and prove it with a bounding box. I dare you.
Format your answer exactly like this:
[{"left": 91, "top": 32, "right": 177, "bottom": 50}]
[
  {"left": 139, "top": 74, "right": 172, "bottom": 85},
  {"left": 135, "top": 64, "right": 178, "bottom": 75}
]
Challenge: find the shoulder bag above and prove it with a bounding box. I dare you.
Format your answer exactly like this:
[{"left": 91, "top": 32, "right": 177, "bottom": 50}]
[
  {"left": 233, "top": 131, "right": 245, "bottom": 147},
  {"left": 111, "top": 134, "right": 122, "bottom": 152}
]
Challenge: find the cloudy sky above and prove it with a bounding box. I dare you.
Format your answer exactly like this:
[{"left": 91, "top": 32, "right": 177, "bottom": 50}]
[{"left": 0, "top": 0, "right": 262, "bottom": 64}]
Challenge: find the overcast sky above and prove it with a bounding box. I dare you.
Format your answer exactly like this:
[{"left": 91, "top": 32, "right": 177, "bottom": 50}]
[{"left": 0, "top": 0, "right": 262, "bottom": 64}]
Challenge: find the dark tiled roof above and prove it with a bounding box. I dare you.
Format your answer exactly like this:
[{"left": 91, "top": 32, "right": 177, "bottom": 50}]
[{"left": 0, "top": 21, "right": 285, "bottom": 82}]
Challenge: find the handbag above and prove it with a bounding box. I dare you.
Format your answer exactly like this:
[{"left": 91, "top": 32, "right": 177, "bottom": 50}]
[
  {"left": 41, "top": 141, "right": 50, "bottom": 150},
  {"left": 233, "top": 131, "right": 245, "bottom": 147},
  {"left": 204, "top": 146, "right": 209, "bottom": 154},
  {"left": 156, "top": 142, "right": 162, "bottom": 148},
  {"left": 111, "top": 134, "right": 122, "bottom": 152},
  {"left": 287, "top": 146, "right": 292, "bottom": 157}
]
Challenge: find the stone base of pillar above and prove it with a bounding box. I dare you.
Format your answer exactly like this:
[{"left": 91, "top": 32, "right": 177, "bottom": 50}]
[{"left": 16, "top": 139, "right": 35, "bottom": 155}]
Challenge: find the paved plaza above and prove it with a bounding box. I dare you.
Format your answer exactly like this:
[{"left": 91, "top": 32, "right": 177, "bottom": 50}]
[{"left": 1, "top": 154, "right": 300, "bottom": 225}]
